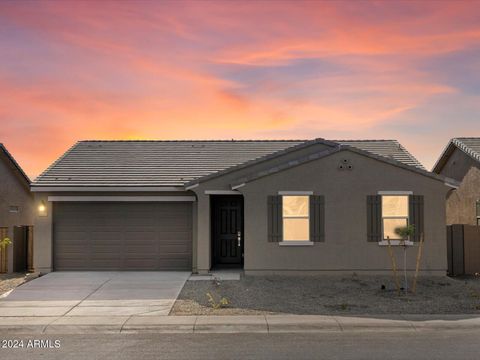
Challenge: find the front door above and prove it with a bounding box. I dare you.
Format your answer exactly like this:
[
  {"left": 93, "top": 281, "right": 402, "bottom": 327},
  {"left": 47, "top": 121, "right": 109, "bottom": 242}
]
[{"left": 212, "top": 196, "right": 244, "bottom": 268}]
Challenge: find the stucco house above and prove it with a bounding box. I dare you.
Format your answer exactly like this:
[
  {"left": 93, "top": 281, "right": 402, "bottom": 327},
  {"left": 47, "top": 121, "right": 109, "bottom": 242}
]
[
  {"left": 0, "top": 143, "right": 34, "bottom": 273},
  {"left": 32, "top": 139, "right": 456, "bottom": 275},
  {"left": 433, "top": 138, "right": 480, "bottom": 226}
]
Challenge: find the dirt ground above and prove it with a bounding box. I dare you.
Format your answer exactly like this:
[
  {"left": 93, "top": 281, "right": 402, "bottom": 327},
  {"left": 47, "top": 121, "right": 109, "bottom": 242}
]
[
  {"left": 171, "top": 274, "right": 480, "bottom": 315},
  {"left": 0, "top": 273, "right": 28, "bottom": 297}
]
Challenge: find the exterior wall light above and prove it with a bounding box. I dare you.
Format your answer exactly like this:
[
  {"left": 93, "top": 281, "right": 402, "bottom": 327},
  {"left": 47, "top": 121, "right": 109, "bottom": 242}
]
[{"left": 38, "top": 201, "right": 47, "bottom": 217}]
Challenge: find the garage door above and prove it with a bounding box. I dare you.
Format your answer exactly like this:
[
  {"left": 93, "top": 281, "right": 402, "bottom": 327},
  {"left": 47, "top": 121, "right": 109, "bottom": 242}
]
[{"left": 53, "top": 202, "right": 192, "bottom": 271}]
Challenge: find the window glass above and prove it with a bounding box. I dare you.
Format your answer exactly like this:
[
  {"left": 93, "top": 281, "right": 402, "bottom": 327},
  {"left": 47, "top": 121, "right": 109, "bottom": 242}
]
[
  {"left": 382, "top": 196, "right": 408, "bottom": 217},
  {"left": 283, "top": 196, "right": 308, "bottom": 217},
  {"left": 283, "top": 218, "right": 309, "bottom": 241},
  {"left": 383, "top": 218, "right": 408, "bottom": 240},
  {"left": 282, "top": 196, "right": 309, "bottom": 241}
]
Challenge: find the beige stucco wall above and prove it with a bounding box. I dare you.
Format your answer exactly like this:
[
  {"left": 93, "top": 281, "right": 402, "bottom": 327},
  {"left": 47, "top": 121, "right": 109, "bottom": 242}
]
[
  {"left": 194, "top": 148, "right": 450, "bottom": 275},
  {"left": 0, "top": 154, "right": 33, "bottom": 273},
  {"left": 446, "top": 167, "right": 480, "bottom": 225}
]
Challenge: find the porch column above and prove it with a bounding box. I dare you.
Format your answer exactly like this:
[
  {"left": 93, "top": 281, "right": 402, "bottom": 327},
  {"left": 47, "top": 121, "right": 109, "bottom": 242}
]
[
  {"left": 194, "top": 191, "right": 211, "bottom": 274},
  {"left": 33, "top": 193, "right": 53, "bottom": 273}
]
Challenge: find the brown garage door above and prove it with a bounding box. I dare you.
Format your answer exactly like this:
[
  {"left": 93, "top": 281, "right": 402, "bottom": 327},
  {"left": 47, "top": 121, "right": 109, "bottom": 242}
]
[{"left": 53, "top": 202, "right": 192, "bottom": 271}]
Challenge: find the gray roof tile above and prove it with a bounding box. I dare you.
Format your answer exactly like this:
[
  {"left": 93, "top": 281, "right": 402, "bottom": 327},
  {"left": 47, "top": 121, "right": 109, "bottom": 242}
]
[{"left": 33, "top": 139, "right": 426, "bottom": 187}]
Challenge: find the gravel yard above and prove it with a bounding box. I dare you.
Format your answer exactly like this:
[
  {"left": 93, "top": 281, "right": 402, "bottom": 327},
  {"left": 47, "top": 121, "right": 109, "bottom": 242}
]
[
  {"left": 171, "top": 274, "right": 480, "bottom": 315},
  {"left": 0, "top": 273, "right": 28, "bottom": 297}
]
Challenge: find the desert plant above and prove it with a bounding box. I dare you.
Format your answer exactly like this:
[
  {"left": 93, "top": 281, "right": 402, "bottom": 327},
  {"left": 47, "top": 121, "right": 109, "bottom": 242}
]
[
  {"left": 0, "top": 237, "right": 12, "bottom": 274},
  {"left": 206, "top": 292, "right": 229, "bottom": 309},
  {"left": 394, "top": 225, "right": 415, "bottom": 241}
]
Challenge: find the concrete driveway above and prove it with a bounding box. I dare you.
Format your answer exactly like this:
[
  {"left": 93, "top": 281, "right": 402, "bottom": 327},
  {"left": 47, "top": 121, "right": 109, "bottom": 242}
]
[{"left": 0, "top": 272, "right": 190, "bottom": 317}]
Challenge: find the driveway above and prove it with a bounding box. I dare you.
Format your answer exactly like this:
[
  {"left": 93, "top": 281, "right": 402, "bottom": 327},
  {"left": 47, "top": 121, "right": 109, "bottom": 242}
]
[{"left": 0, "top": 272, "right": 190, "bottom": 317}]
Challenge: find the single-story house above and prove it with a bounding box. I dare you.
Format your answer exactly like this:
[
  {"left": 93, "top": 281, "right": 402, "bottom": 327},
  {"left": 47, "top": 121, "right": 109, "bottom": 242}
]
[
  {"left": 433, "top": 137, "right": 480, "bottom": 225},
  {"left": 0, "top": 143, "right": 34, "bottom": 273},
  {"left": 32, "top": 139, "right": 456, "bottom": 275}
]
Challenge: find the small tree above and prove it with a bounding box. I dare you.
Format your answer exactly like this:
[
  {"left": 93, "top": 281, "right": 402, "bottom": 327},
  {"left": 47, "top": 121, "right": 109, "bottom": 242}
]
[
  {"left": 0, "top": 237, "right": 12, "bottom": 274},
  {"left": 394, "top": 225, "right": 415, "bottom": 293},
  {"left": 394, "top": 225, "right": 415, "bottom": 242}
]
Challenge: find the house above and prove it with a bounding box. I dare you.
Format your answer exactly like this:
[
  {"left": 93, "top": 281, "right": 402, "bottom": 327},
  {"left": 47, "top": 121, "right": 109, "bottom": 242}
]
[
  {"left": 0, "top": 144, "right": 34, "bottom": 273},
  {"left": 32, "top": 139, "right": 456, "bottom": 275},
  {"left": 432, "top": 138, "right": 480, "bottom": 225}
]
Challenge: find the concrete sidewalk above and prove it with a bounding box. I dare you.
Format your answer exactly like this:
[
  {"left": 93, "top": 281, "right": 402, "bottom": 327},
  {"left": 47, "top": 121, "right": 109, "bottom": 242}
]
[{"left": 1, "top": 314, "right": 480, "bottom": 334}]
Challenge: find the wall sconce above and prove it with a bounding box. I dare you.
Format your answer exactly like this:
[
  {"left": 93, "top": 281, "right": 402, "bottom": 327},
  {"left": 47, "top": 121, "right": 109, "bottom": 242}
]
[{"left": 38, "top": 201, "right": 47, "bottom": 217}]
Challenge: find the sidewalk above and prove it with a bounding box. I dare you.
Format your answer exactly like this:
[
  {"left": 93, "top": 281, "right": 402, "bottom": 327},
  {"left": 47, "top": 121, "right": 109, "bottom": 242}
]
[{"left": 1, "top": 314, "right": 480, "bottom": 334}]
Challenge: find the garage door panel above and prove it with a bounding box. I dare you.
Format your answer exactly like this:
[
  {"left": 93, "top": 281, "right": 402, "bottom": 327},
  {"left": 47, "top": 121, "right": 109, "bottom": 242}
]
[{"left": 53, "top": 202, "right": 192, "bottom": 271}]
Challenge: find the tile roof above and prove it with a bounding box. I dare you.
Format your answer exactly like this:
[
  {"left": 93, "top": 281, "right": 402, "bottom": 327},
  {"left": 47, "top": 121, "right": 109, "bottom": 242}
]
[
  {"left": 334, "top": 140, "right": 425, "bottom": 169},
  {"left": 432, "top": 137, "right": 480, "bottom": 173},
  {"left": 33, "top": 139, "right": 426, "bottom": 187}
]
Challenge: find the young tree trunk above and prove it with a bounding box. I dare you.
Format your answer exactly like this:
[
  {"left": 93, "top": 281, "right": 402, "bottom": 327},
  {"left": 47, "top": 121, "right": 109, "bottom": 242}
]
[
  {"left": 412, "top": 233, "right": 425, "bottom": 294},
  {"left": 386, "top": 238, "right": 401, "bottom": 295}
]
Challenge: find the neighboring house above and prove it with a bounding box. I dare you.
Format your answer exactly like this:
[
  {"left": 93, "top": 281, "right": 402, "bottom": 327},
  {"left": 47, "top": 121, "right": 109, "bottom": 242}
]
[
  {"left": 0, "top": 144, "right": 34, "bottom": 273},
  {"left": 432, "top": 138, "right": 480, "bottom": 225},
  {"left": 32, "top": 139, "right": 456, "bottom": 275}
]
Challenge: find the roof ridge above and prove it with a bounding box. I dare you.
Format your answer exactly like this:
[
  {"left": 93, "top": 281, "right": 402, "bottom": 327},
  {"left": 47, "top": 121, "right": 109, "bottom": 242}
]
[
  {"left": 79, "top": 139, "right": 309, "bottom": 143},
  {"left": 334, "top": 139, "right": 398, "bottom": 142}
]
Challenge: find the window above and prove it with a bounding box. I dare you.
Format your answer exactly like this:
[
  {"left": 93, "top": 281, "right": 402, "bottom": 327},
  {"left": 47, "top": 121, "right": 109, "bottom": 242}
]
[
  {"left": 8, "top": 206, "right": 19, "bottom": 213},
  {"left": 282, "top": 196, "right": 309, "bottom": 241},
  {"left": 381, "top": 195, "right": 409, "bottom": 240}
]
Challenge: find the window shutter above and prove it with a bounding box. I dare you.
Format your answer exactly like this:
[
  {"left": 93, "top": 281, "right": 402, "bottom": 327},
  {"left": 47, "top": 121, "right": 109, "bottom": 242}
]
[
  {"left": 310, "top": 195, "right": 325, "bottom": 242},
  {"left": 367, "top": 195, "right": 382, "bottom": 242},
  {"left": 409, "top": 195, "right": 424, "bottom": 242},
  {"left": 268, "top": 195, "right": 282, "bottom": 242},
  {"left": 476, "top": 200, "right": 480, "bottom": 217}
]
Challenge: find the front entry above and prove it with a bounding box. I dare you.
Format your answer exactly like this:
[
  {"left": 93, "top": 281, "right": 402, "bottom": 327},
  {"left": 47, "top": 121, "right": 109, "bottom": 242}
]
[{"left": 211, "top": 196, "right": 244, "bottom": 268}]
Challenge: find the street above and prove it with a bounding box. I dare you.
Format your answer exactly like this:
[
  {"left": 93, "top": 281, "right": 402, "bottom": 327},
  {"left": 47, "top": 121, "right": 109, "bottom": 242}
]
[{"left": 1, "top": 331, "right": 479, "bottom": 360}]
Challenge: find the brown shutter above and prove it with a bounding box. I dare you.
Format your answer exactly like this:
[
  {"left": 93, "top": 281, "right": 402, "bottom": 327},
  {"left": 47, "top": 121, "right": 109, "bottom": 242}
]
[
  {"left": 409, "top": 195, "right": 424, "bottom": 242},
  {"left": 367, "top": 195, "right": 382, "bottom": 242},
  {"left": 310, "top": 195, "right": 325, "bottom": 242},
  {"left": 268, "top": 195, "right": 283, "bottom": 242}
]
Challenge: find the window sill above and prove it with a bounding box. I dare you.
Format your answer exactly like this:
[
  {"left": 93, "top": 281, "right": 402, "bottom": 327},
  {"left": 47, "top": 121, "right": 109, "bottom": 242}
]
[
  {"left": 378, "top": 240, "right": 414, "bottom": 246},
  {"left": 279, "top": 241, "right": 314, "bottom": 246}
]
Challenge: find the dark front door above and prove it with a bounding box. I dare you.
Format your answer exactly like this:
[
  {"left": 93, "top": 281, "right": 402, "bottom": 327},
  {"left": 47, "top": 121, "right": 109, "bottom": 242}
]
[{"left": 212, "top": 196, "right": 244, "bottom": 268}]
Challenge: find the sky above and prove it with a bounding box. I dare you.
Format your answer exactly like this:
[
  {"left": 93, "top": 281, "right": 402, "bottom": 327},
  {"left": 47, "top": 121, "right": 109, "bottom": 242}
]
[{"left": 1, "top": 0, "right": 479, "bottom": 179}]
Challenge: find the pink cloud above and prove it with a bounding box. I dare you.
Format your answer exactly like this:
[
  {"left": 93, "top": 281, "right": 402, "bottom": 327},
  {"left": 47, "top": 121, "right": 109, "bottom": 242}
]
[{"left": 0, "top": 0, "right": 479, "bottom": 177}]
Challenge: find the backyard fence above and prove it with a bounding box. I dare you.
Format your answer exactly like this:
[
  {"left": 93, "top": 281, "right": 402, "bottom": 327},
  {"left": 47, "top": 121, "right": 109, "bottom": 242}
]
[{"left": 447, "top": 224, "right": 480, "bottom": 276}]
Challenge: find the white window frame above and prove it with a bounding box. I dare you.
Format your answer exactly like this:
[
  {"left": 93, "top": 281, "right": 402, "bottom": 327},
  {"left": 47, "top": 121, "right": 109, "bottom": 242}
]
[{"left": 378, "top": 191, "right": 413, "bottom": 246}]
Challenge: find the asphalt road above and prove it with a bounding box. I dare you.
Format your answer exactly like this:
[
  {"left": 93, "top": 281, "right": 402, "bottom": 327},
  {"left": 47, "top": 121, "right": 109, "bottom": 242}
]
[{"left": 1, "top": 331, "right": 479, "bottom": 360}]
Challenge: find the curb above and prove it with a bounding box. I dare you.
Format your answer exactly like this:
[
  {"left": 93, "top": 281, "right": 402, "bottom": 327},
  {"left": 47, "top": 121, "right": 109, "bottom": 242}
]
[{"left": 0, "top": 315, "right": 480, "bottom": 334}]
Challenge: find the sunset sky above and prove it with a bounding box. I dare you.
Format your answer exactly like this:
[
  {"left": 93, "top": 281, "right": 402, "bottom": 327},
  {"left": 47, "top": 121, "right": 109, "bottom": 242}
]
[{"left": 1, "top": 0, "right": 479, "bottom": 179}]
